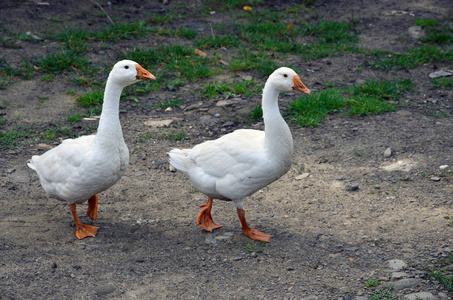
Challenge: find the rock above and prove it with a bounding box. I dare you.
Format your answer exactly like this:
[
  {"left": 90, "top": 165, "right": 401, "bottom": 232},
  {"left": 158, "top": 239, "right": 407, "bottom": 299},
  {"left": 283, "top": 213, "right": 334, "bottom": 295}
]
[
  {"left": 439, "top": 165, "right": 449, "bottom": 170},
  {"left": 381, "top": 278, "right": 421, "bottom": 291},
  {"left": 347, "top": 184, "right": 359, "bottom": 191},
  {"left": 388, "top": 259, "right": 407, "bottom": 270},
  {"left": 144, "top": 119, "right": 173, "bottom": 128},
  {"left": 233, "top": 256, "right": 242, "bottom": 261},
  {"left": 164, "top": 107, "right": 172, "bottom": 112},
  {"left": 205, "top": 236, "right": 217, "bottom": 244},
  {"left": 408, "top": 26, "right": 425, "bottom": 40},
  {"left": 404, "top": 292, "right": 438, "bottom": 300},
  {"left": 431, "top": 176, "right": 441, "bottom": 181},
  {"left": 428, "top": 70, "right": 453, "bottom": 78},
  {"left": 169, "top": 165, "right": 176, "bottom": 172},
  {"left": 384, "top": 147, "right": 392, "bottom": 158},
  {"left": 94, "top": 283, "right": 116, "bottom": 295},
  {"left": 382, "top": 160, "right": 417, "bottom": 172},
  {"left": 295, "top": 173, "right": 310, "bottom": 180},
  {"left": 216, "top": 100, "right": 233, "bottom": 107},
  {"left": 199, "top": 115, "right": 217, "bottom": 126},
  {"left": 355, "top": 297, "right": 368, "bottom": 300},
  {"left": 438, "top": 292, "right": 448, "bottom": 300},
  {"left": 26, "top": 31, "right": 43, "bottom": 40},
  {"left": 391, "top": 271, "right": 409, "bottom": 279}
]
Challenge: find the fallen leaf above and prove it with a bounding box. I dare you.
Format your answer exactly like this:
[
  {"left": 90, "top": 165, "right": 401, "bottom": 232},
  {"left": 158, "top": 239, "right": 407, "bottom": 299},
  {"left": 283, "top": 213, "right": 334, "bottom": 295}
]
[
  {"left": 295, "top": 173, "right": 309, "bottom": 180},
  {"left": 194, "top": 48, "right": 207, "bottom": 57},
  {"left": 243, "top": 6, "right": 252, "bottom": 11},
  {"left": 288, "top": 23, "right": 293, "bottom": 30},
  {"left": 219, "top": 59, "right": 230, "bottom": 66},
  {"left": 348, "top": 257, "right": 355, "bottom": 262}
]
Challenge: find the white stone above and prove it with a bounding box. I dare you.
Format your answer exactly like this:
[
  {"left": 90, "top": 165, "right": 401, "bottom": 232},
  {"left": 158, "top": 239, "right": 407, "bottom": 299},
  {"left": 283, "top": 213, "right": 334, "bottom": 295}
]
[
  {"left": 429, "top": 70, "right": 453, "bottom": 78},
  {"left": 384, "top": 147, "right": 392, "bottom": 158},
  {"left": 382, "top": 160, "right": 417, "bottom": 172},
  {"left": 404, "top": 292, "right": 438, "bottom": 300},
  {"left": 388, "top": 259, "right": 407, "bottom": 270},
  {"left": 216, "top": 100, "right": 233, "bottom": 107},
  {"left": 408, "top": 26, "right": 425, "bottom": 40},
  {"left": 439, "top": 165, "right": 449, "bottom": 170},
  {"left": 144, "top": 119, "right": 173, "bottom": 127},
  {"left": 391, "top": 271, "right": 409, "bottom": 279}
]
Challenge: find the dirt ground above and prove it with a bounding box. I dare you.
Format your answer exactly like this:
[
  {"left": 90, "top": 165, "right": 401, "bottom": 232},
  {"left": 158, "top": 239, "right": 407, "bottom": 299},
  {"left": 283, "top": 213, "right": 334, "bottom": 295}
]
[{"left": 1, "top": 0, "right": 453, "bottom": 299}]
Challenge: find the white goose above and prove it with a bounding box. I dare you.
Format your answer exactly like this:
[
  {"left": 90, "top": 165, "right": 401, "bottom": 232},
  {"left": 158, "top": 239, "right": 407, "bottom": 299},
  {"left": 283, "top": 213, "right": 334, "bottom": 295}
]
[
  {"left": 169, "top": 67, "right": 310, "bottom": 242},
  {"left": 28, "top": 60, "right": 155, "bottom": 239}
]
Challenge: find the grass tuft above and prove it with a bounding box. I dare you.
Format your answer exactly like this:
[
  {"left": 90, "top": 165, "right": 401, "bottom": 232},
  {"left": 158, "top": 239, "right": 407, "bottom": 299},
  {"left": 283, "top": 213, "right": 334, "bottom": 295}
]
[{"left": 288, "top": 79, "right": 413, "bottom": 126}]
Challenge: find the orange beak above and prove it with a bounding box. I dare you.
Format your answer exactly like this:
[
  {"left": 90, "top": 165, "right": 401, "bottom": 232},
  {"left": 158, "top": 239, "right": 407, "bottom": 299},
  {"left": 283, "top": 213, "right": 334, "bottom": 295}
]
[
  {"left": 135, "top": 64, "right": 156, "bottom": 80},
  {"left": 292, "top": 75, "right": 311, "bottom": 95}
]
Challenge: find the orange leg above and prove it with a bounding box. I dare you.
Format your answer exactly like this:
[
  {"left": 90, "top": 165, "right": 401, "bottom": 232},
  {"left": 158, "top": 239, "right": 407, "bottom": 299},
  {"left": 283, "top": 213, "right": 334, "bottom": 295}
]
[
  {"left": 237, "top": 208, "right": 272, "bottom": 242},
  {"left": 70, "top": 204, "right": 98, "bottom": 239},
  {"left": 197, "top": 197, "right": 222, "bottom": 232},
  {"left": 86, "top": 194, "right": 98, "bottom": 221}
]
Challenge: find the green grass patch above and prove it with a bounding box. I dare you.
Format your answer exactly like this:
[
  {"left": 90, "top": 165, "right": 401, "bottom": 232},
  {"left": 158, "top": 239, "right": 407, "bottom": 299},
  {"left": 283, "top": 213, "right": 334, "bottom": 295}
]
[
  {"left": 56, "top": 28, "right": 90, "bottom": 53},
  {"left": 194, "top": 35, "right": 241, "bottom": 49},
  {"left": 367, "top": 45, "right": 453, "bottom": 70},
  {"left": 365, "top": 280, "right": 380, "bottom": 287},
  {"left": 430, "top": 271, "right": 453, "bottom": 291},
  {"left": 35, "top": 51, "right": 90, "bottom": 74},
  {"left": 147, "top": 11, "right": 182, "bottom": 24},
  {"left": 288, "top": 79, "right": 413, "bottom": 126},
  {"left": 251, "top": 104, "right": 262, "bottom": 121},
  {"left": 369, "top": 288, "right": 397, "bottom": 300},
  {"left": 431, "top": 77, "right": 453, "bottom": 89},
  {"left": 415, "top": 18, "right": 440, "bottom": 27},
  {"left": 230, "top": 49, "right": 279, "bottom": 76},
  {"left": 95, "top": 21, "right": 151, "bottom": 42},
  {"left": 428, "top": 253, "right": 453, "bottom": 291},
  {"left": 202, "top": 79, "right": 259, "bottom": 98},
  {"left": 76, "top": 90, "right": 104, "bottom": 109},
  {"left": 416, "top": 18, "right": 453, "bottom": 45},
  {"left": 68, "top": 113, "right": 83, "bottom": 123}
]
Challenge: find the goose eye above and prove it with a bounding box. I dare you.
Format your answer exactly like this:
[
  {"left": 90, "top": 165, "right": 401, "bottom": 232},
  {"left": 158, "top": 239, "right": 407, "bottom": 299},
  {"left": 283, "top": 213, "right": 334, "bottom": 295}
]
[
  {"left": 125, "top": 65, "right": 129, "bottom": 69},
  {"left": 283, "top": 74, "right": 288, "bottom": 78}
]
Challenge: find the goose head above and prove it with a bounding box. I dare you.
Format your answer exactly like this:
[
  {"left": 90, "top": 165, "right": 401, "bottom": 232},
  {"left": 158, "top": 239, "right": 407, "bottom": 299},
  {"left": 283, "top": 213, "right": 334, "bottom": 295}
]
[
  {"left": 268, "top": 67, "right": 311, "bottom": 95},
  {"left": 108, "top": 60, "right": 156, "bottom": 88}
]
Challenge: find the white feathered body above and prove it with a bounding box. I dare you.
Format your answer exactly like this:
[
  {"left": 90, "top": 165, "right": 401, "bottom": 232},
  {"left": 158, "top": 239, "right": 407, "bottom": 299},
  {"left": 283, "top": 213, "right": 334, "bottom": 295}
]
[
  {"left": 169, "top": 128, "right": 292, "bottom": 203},
  {"left": 28, "top": 134, "right": 128, "bottom": 204}
]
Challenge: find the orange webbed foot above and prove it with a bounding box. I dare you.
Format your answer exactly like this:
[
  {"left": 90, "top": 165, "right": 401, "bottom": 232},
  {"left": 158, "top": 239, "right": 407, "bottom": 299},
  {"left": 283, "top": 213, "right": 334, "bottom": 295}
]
[
  {"left": 237, "top": 208, "right": 272, "bottom": 242},
  {"left": 242, "top": 228, "right": 272, "bottom": 242},
  {"left": 70, "top": 203, "right": 98, "bottom": 239},
  {"left": 197, "top": 197, "right": 222, "bottom": 232},
  {"left": 75, "top": 224, "right": 99, "bottom": 240}
]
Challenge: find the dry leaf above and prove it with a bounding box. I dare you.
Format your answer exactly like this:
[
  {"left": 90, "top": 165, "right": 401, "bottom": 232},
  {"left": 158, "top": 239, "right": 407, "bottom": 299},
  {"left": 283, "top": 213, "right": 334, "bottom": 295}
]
[
  {"left": 243, "top": 6, "right": 252, "bottom": 11},
  {"left": 348, "top": 257, "right": 355, "bottom": 262},
  {"left": 194, "top": 49, "right": 207, "bottom": 57},
  {"left": 288, "top": 23, "right": 293, "bottom": 30},
  {"left": 219, "top": 59, "right": 230, "bottom": 66}
]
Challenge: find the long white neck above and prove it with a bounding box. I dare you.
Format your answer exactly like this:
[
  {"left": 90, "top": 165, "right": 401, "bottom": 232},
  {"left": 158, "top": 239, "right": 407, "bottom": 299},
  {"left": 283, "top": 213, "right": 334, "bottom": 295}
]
[
  {"left": 262, "top": 82, "right": 294, "bottom": 157},
  {"left": 95, "top": 79, "right": 124, "bottom": 146}
]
